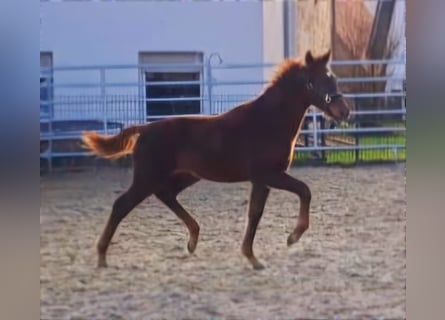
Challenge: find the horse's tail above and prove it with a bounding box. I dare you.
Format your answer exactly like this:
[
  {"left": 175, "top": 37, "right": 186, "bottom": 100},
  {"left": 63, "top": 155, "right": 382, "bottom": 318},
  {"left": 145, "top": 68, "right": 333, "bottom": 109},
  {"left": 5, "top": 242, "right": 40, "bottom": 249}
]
[{"left": 81, "top": 125, "right": 146, "bottom": 159}]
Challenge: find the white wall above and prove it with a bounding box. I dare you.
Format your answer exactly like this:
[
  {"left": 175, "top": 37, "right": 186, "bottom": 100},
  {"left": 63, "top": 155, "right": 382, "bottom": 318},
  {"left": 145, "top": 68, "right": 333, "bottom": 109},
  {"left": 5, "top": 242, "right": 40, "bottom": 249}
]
[
  {"left": 40, "top": 1, "right": 268, "bottom": 121},
  {"left": 386, "top": 0, "right": 406, "bottom": 92},
  {"left": 262, "top": 0, "right": 285, "bottom": 83},
  {"left": 41, "top": 1, "right": 265, "bottom": 66}
]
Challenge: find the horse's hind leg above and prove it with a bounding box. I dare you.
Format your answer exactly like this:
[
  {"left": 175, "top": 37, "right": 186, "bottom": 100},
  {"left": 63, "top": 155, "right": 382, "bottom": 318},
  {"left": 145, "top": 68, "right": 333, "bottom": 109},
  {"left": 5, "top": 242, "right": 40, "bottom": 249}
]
[
  {"left": 241, "top": 183, "right": 270, "bottom": 270},
  {"left": 155, "top": 173, "right": 200, "bottom": 253},
  {"left": 96, "top": 177, "right": 153, "bottom": 268}
]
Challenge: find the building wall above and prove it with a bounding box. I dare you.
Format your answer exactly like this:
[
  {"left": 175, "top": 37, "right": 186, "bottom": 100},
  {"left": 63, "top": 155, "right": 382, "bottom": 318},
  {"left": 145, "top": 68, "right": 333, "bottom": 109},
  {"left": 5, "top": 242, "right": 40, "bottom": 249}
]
[
  {"left": 293, "top": 0, "right": 405, "bottom": 97},
  {"left": 295, "top": 0, "right": 332, "bottom": 58},
  {"left": 262, "top": 0, "right": 285, "bottom": 81},
  {"left": 386, "top": 0, "right": 406, "bottom": 92},
  {"left": 40, "top": 1, "right": 269, "bottom": 121}
]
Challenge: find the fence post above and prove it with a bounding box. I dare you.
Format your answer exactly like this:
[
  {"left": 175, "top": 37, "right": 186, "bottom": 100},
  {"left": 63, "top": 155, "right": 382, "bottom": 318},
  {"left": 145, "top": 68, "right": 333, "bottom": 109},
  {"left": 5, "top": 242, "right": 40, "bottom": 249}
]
[
  {"left": 303, "top": 116, "right": 309, "bottom": 147},
  {"left": 47, "top": 77, "right": 54, "bottom": 172},
  {"left": 206, "top": 61, "right": 213, "bottom": 115},
  {"left": 312, "top": 107, "right": 318, "bottom": 154},
  {"left": 355, "top": 99, "right": 360, "bottom": 164},
  {"left": 100, "top": 67, "right": 108, "bottom": 134},
  {"left": 206, "top": 53, "right": 223, "bottom": 115},
  {"left": 320, "top": 115, "right": 326, "bottom": 162}
]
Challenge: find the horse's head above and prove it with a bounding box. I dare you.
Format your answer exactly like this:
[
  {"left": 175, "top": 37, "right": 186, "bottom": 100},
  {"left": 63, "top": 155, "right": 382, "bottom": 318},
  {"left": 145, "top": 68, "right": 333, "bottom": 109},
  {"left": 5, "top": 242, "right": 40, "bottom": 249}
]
[{"left": 302, "top": 50, "right": 350, "bottom": 122}]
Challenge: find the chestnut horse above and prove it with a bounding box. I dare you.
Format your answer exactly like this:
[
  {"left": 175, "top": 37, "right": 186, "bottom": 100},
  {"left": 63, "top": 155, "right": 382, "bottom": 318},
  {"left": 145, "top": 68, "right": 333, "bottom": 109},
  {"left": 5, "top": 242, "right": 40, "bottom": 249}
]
[{"left": 82, "top": 50, "right": 350, "bottom": 270}]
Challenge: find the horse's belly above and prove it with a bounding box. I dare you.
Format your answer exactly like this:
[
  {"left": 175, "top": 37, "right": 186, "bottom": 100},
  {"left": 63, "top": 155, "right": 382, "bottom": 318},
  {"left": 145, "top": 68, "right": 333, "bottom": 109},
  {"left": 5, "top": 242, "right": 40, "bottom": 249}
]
[
  {"left": 250, "top": 144, "right": 293, "bottom": 174},
  {"left": 177, "top": 152, "right": 249, "bottom": 182},
  {"left": 195, "top": 169, "right": 249, "bottom": 183}
]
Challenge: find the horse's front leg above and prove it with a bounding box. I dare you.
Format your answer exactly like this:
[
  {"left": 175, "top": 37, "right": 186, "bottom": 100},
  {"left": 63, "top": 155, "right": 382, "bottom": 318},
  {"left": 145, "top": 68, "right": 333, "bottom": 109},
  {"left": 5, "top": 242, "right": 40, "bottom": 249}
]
[
  {"left": 254, "top": 172, "right": 311, "bottom": 246},
  {"left": 241, "top": 183, "right": 270, "bottom": 270}
]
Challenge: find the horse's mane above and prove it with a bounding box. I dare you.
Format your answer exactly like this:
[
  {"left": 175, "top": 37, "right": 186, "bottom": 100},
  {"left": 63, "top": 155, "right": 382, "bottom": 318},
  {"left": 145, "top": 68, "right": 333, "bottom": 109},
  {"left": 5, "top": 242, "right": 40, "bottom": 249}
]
[{"left": 270, "top": 58, "right": 305, "bottom": 86}]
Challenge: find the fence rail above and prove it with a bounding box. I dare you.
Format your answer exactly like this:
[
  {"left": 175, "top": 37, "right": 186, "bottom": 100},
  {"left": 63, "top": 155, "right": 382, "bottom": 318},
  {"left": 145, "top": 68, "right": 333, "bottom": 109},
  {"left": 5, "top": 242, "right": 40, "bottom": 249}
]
[{"left": 40, "top": 58, "right": 406, "bottom": 171}]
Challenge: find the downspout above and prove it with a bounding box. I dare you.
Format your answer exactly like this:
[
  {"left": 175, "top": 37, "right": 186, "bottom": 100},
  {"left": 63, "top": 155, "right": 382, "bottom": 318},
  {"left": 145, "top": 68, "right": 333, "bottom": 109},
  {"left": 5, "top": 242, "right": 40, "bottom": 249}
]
[
  {"left": 366, "top": 0, "right": 396, "bottom": 59},
  {"left": 330, "top": 0, "right": 336, "bottom": 57},
  {"left": 283, "top": 0, "right": 290, "bottom": 58},
  {"left": 283, "top": 0, "right": 296, "bottom": 58}
]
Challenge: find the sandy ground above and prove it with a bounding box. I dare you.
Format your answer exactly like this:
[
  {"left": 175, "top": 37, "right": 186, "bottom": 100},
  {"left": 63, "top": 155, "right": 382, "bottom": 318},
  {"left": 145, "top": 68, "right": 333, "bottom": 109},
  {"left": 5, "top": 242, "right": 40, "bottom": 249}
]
[{"left": 40, "top": 165, "right": 406, "bottom": 320}]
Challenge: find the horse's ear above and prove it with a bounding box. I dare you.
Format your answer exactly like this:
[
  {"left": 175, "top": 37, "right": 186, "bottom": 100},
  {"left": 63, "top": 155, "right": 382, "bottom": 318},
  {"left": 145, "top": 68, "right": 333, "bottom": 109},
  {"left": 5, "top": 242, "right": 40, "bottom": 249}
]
[
  {"left": 319, "top": 49, "right": 332, "bottom": 65},
  {"left": 305, "top": 50, "right": 315, "bottom": 65}
]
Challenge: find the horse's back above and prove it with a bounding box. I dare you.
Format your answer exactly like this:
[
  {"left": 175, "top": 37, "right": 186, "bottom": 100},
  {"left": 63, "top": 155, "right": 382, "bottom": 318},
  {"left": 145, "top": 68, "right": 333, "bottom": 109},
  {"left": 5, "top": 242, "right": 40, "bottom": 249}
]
[
  {"left": 139, "top": 112, "right": 252, "bottom": 181},
  {"left": 132, "top": 102, "right": 288, "bottom": 182}
]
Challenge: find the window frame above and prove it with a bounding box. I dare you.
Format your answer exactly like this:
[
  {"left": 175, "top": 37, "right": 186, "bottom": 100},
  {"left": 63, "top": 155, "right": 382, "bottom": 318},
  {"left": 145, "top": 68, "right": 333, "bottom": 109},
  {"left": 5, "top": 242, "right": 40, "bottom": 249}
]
[
  {"left": 40, "top": 51, "right": 53, "bottom": 120},
  {"left": 138, "top": 52, "right": 204, "bottom": 121}
]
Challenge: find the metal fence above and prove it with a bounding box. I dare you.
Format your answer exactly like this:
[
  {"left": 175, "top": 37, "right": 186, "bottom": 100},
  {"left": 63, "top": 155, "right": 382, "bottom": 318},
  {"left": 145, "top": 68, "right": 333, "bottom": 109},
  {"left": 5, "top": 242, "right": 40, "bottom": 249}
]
[{"left": 40, "top": 58, "right": 406, "bottom": 171}]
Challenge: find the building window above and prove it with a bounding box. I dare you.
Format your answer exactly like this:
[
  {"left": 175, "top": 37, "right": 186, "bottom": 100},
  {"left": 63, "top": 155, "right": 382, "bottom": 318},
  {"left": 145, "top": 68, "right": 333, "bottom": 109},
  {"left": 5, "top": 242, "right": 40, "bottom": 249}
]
[
  {"left": 40, "top": 52, "right": 53, "bottom": 119},
  {"left": 139, "top": 52, "right": 203, "bottom": 121},
  {"left": 144, "top": 71, "right": 201, "bottom": 117}
]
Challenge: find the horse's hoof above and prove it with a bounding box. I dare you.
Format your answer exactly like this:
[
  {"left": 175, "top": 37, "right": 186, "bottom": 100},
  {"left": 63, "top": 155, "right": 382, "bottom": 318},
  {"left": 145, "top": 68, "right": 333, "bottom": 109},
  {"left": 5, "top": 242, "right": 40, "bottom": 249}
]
[
  {"left": 187, "top": 240, "right": 197, "bottom": 254},
  {"left": 97, "top": 259, "right": 108, "bottom": 268},
  {"left": 287, "top": 232, "right": 301, "bottom": 247},
  {"left": 252, "top": 262, "right": 265, "bottom": 270},
  {"left": 248, "top": 257, "right": 265, "bottom": 270}
]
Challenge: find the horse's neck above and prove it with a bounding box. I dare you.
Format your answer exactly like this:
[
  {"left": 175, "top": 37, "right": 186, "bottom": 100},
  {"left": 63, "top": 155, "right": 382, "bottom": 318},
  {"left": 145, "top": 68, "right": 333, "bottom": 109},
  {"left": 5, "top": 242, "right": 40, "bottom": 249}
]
[
  {"left": 259, "top": 86, "right": 309, "bottom": 140},
  {"left": 283, "top": 102, "right": 309, "bottom": 140}
]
